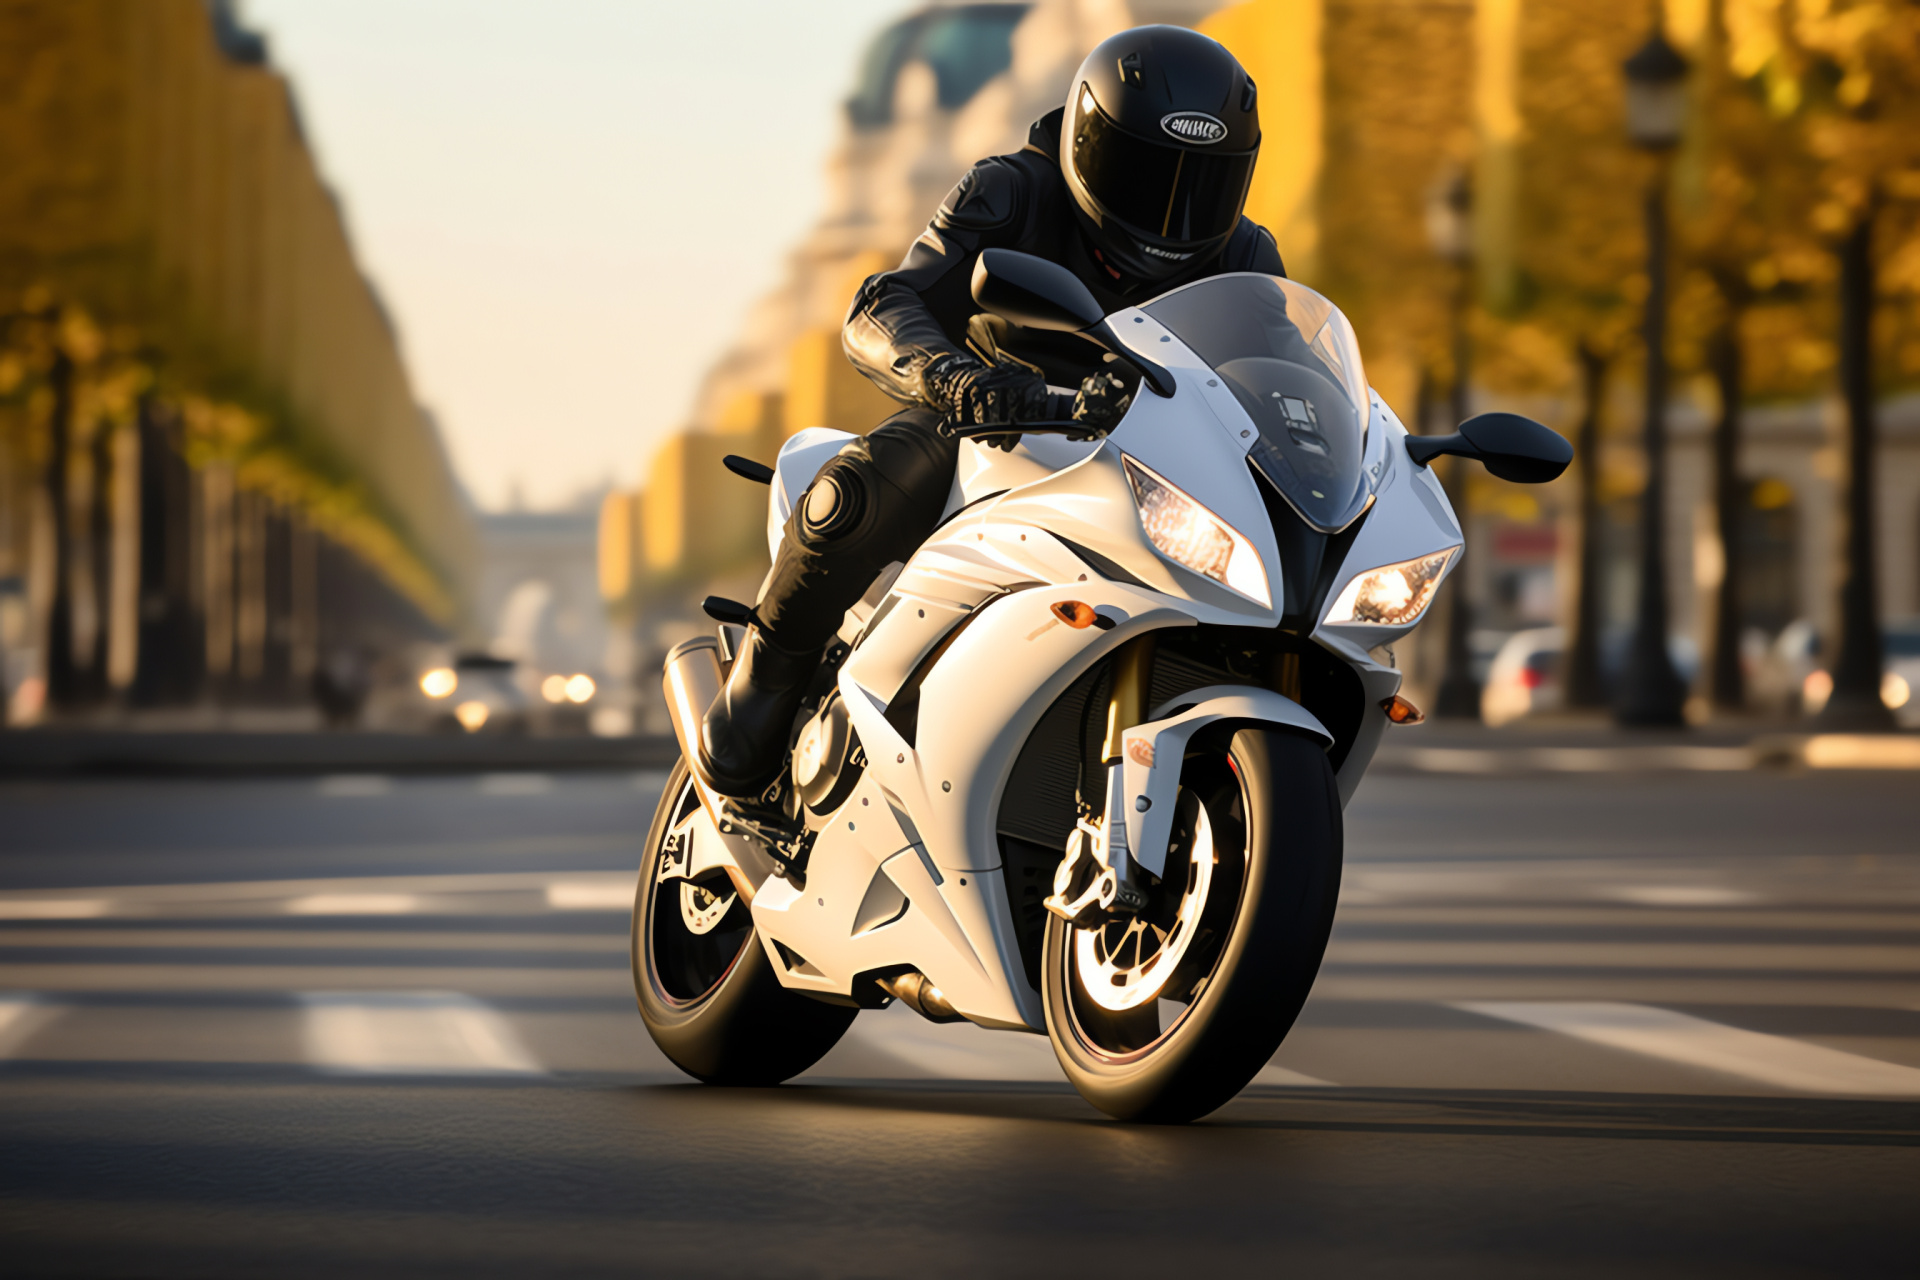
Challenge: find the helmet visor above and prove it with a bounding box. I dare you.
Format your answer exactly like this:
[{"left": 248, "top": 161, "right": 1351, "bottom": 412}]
[{"left": 1071, "top": 93, "right": 1255, "bottom": 244}]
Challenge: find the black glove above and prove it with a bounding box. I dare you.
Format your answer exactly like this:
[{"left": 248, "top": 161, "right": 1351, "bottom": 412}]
[
  {"left": 1069, "top": 368, "right": 1134, "bottom": 439},
  {"left": 926, "top": 353, "right": 1050, "bottom": 451}
]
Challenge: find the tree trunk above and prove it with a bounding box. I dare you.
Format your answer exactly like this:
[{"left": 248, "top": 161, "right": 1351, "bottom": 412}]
[
  {"left": 1708, "top": 315, "right": 1745, "bottom": 711},
  {"left": 1614, "top": 178, "right": 1688, "bottom": 727},
  {"left": 1815, "top": 205, "right": 1893, "bottom": 729},
  {"left": 45, "top": 347, "right": 77, "bottom": 711},
  {"left": 1565, "top": 341, "right": 1608, "bottom": 707},
  {"left": 1434, "top": 277, "right": 1481, "bottom": 719}
]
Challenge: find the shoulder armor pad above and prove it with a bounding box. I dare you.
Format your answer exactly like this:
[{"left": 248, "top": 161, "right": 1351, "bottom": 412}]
[
  {"left": 935, "top": 159, "right": 1022, "bottom": 233},
  {"left": 1231, "top": 220, "right": 1287, "bottom": 278}
]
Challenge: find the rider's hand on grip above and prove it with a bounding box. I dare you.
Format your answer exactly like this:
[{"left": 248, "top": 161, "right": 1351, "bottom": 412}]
[
  {"left": 1069, "top": 368, "right": 1134, "bottom": 440},
  {"left": 928, "top": 353, "right": 1049, "bottom": 452}
]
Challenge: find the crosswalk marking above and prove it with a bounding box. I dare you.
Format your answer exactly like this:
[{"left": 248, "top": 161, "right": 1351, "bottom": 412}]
[
  {"left": 0, "top": 994, "right": 52, "bottom": 1057},
  {"left": 545, "top": 881, "right": 632, "bottom": 910},
  {"left": 1252, "top": 1064, "right": 1334, "bottom": 1087},
  {"left": 0, "top": 899, "right": 108, "bottom": 920},
  {"left": 300, "top": 992, "right": 544, "bottom": 1076},
  {"left": 830, "top": 1007, "right": 1064, "bottom": 1082},
  {"left": 285, "top": 893, "right": 422, "bottom": 915},
  {"left": 317, "top": 775, "right": 393, "bottom": 797},
  {"left": 479, "top": 773, "right": 553, "bottom": 796},
  {"left": 1458, "top": 1001, "right": 1920, "bottom": 1096},
  {"left": 1605, "top": 886, "right": 1760, "bottom": 908}
]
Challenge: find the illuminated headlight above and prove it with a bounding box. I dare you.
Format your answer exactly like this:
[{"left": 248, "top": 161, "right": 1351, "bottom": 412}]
[
  {"left": 1122, "top": 456, "right": 1271, "bottom": 607},
  {"left": 1323, "top": 549, "right": 1458, "bottom": 627},
  {"left": 420, "top": 667, "right": 457, "bottom": 699}
]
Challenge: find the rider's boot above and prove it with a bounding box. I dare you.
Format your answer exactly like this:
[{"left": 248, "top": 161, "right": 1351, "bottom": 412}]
[
  {"left": 697, "top": 408, "right": 956, "bottom": 800},
  {"left": 698, "top": 626, "right": 821, "bottom": 799}
]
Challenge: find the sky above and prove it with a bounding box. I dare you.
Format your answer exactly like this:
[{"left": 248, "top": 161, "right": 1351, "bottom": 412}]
[{"left": 244, "top": 0, "right": 909, "bottom": 512}]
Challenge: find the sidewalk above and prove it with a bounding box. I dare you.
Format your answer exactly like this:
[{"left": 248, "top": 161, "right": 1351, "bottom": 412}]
[
  {"left": 1372, "top": 719, "right": 1920, "bottom": 774},
  {"left": 0, "top": 729, "right": 680, "bottom": 777}
]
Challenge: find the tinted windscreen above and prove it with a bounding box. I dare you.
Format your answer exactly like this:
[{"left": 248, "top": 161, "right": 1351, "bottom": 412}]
[
  {"left": 1143, "top": 274, "right": 1372, "bottom": 531},
  {"left": 1072, "top": 101, "right": 1254, "bottom": 242}
]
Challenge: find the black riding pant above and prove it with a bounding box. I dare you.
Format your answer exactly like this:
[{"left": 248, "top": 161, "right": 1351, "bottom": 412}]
[{"left": 754, "top": 407, "right": 957, "bottom": 655}]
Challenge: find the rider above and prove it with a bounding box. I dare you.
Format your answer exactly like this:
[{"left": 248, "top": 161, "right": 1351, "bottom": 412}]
[{"left": 700, "top": 24, "right": 1286, "bottom": 798}]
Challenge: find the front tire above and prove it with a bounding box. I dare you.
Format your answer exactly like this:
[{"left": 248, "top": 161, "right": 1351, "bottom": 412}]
[
  {"left": 1043, "top": 728, "right": 1341, "bottom": 1123},
  {"left": 633, "top": 761, "right": 856, "bottom": 1084}
]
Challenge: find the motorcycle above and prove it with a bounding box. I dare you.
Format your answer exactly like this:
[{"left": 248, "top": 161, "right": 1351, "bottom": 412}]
[{"left": 634, "top": 249, "right": 1571, "bottom": 1123}]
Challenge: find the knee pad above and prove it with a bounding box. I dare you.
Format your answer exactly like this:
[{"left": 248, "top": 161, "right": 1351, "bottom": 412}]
[{"left": 797, "top": 462, "right": 871, "bottom": 549}]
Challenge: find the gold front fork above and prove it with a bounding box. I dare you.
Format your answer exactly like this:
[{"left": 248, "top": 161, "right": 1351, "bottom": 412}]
[
  {"left": 1046, "top": 631, "right": 1158, "bottom": 924},
  {"left": 1102, "top": 632, "right": 1158, "bottom": 764}
]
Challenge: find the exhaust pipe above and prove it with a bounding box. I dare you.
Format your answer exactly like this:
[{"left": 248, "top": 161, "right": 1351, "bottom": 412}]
[
  {"left": 662, "top": 635, "right": 724, "bottom": 792},
  {"left": 876, "top": 971, "right": 964, "bottom": 1023}
]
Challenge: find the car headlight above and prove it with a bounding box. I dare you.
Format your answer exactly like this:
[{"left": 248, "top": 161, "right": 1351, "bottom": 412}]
[
  {"left": 1122, "top": 455, "right": 1270, "bottom": 607},
  {"left": 1323, "top": 549, "right": 1457, "bottom": 626}
]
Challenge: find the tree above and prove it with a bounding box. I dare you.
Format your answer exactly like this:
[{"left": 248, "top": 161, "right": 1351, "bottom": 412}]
[{"left": 1777, "top": 0, "right": 1920, "bottom": 728}]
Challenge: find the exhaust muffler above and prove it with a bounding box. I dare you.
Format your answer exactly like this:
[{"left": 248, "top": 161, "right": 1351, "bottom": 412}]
[{"left": 662, "top": 635, "right": 724, "bottom": 792}]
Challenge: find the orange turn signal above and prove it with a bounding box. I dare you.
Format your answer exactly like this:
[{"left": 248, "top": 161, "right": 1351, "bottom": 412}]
[
  {"left": 1051, "top": 600, "right": 1100, "bottom": 629},
  {"left": 1381, "top": 694, "right": 1425, "bottom": 725}
]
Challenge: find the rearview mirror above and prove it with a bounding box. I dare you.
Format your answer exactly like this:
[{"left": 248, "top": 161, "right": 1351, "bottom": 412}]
[
  {"left": 1405, "top": 412, "right": 1572, "bottom": 484},
  {"left": 969, "top": 249, "right": 1177, "bottom": 397},
  {"left": 970, "top": 249, "right": 1104, "bottom": 332}
]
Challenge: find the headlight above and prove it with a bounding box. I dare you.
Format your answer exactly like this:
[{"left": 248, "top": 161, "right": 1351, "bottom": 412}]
[
  {"left": 1122, "top": 456, "right": 1271, "bottom": 607},
  {"left": 420, "top": 667, "right": 457, "bottom": 698},
  {"left": 1323, "top": 549, "right": 1457, "bottom": 627}
]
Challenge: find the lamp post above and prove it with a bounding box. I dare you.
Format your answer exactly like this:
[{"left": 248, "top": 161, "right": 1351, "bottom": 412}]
[
  {"left": 1426, "top": 166, "right": 1481, "bottom": 719},
  {"left": 1613, "top": 29, "right": 1691, "bottom": 727}
]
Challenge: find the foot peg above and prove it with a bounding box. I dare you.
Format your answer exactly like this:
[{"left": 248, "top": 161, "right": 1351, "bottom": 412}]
[{"left": 717, "top": 793, "right": 812, "bottom": 879}]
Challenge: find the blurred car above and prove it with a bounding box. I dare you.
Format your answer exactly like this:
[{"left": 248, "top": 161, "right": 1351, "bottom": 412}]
[
  {"left": 1754, "top": 618, "right": 1917, "bottom": 723},
  {"left": 417, "top": 652, "right": 532, "bottom": 735},
  {"left": 1482, "top": 627, "right": 1564, "bottom": 726},
  {"left": 1481, "top": 626, "right": 1700, "bottom": 725},
  {"left": 1886, "top": 619, "right": 1920, "bottom": 726},
  {"left": 1750, "top": 618, "right": 1821, "bottom": 714}
]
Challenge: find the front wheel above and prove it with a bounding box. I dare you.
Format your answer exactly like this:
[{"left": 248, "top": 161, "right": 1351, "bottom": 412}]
[
  {"left": 1043, "top": 728, "right": 1342, "bottom": 1123},
  {"left": 633, "top": 761, "right": 856, "bottom": 1084}
]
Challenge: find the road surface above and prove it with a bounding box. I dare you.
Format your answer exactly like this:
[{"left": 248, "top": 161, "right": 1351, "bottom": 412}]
[{"left": 1, "top": 762, "right": 1916, "bottom": 1276}]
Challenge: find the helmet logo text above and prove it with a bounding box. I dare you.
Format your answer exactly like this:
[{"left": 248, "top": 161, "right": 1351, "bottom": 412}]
[{"left": 1160, "top": 112, "right": 1227, "bottom": 145}]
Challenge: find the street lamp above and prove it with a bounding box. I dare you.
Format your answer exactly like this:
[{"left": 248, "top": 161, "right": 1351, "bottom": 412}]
[
  {"left": 1426, "top": 166, "right": 1482, "bottom": 720},
  {"left": 1613, "top": 29, "right": 1691, "bottom": 727}
]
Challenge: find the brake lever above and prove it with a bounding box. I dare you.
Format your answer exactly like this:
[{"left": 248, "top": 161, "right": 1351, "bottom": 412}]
[{"left": 947, "top": 420, "right": 1097, "bottom": 439}]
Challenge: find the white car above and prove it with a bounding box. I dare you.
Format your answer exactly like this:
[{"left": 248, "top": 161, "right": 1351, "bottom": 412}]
[
  {"left": 1761, "top": 618, "right": 1918, "bottom": 723},
  {"left": 1481, "top": 626, "right": 1700, "bottom": 725},
  {"left": 1481, "top": 627, "right": 1563, "bottom": 726}
]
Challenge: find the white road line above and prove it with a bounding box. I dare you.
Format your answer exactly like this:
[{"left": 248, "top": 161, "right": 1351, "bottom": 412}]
[
  {"left": 1457, "top": 1001, "right": 1920, "bottom": 1097},
  {"left": 479, "top": 773, "right": 553, "bottom": 796},
  {"left": 834, "top": 1008, "right": 1064, "bottom": 1082},
  {"left": 284, "top": 893, "right": 422, "bottom": 916},
  {"left": 1252, "top": 1064, "right": 1335, "bottom": 1087},
  {"left": 0, "top": 899, "right": 109, "bottom": 920},
  {"left": 1605, "top": 886, "right": 1762, "bottom": 908},
  {"left": 317, "top": 774, "right": 393, "bottom": 797},
  {"left": 299, "top": 992, "right": 544, "bottom": 1076},
  {"left": 0, "top": 994, "right": 53, "bottom": 1057},
  {"left": 545, "top": 880, "right": 633, "bottom": 911}
]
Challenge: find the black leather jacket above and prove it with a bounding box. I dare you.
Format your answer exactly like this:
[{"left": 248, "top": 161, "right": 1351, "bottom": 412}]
[{"left": 843, "top": 107, "right": 1287, "bottom": 407}]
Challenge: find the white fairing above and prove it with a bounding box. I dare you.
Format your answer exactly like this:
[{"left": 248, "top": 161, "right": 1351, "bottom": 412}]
[{"left": 739, "top": 277, "right": 1461, "bottom": 1031}]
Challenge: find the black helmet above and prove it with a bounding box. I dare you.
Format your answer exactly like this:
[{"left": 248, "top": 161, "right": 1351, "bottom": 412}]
[{"left": 1059, "top": 26, "right": 1260, "bottom": 285}]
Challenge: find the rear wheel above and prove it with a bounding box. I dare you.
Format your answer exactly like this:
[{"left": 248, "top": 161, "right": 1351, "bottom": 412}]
[
  {"left": 632, "top": 761, "right": 856, "bottom": 1084},
  {"left": 1042, "top": 728, "right": 1341, "bottom": 1123}
]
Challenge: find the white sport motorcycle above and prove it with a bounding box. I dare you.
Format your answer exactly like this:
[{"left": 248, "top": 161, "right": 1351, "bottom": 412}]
[{"left": 634, "top": 250, "right": 1570, "bottom": 1123}]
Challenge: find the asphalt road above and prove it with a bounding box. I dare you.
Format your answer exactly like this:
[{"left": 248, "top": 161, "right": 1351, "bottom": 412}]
[{"left": 1, "top": 761, "right": 1917, "bottom": 1277}]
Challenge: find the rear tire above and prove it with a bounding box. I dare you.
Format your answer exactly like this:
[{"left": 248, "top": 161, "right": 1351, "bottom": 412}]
[
  {"left": 633, "top": 761, "right": 856, "bottom": 1084},
  {"left": 1042, "top": 728, "right": 1341, "bottom": 1123}
]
